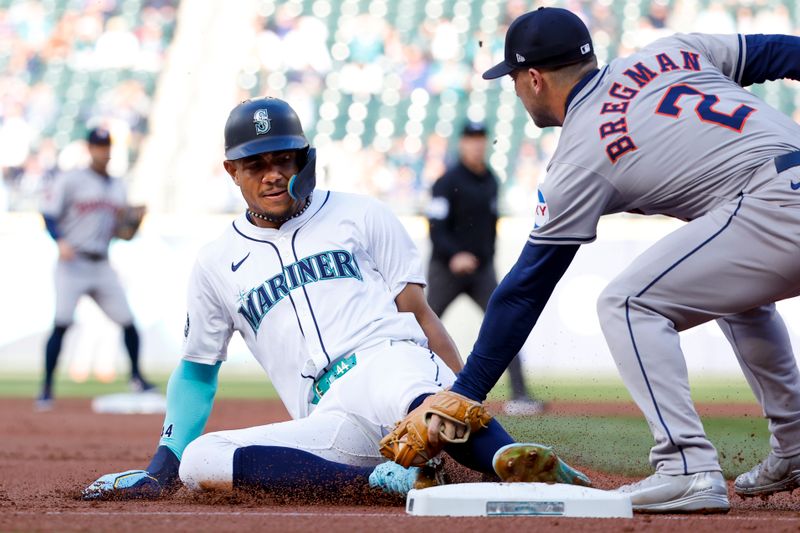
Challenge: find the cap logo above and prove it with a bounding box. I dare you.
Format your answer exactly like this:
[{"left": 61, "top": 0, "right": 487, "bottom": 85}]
[
  {"left": 581, "top": 43, "right": 591, "bottom": 55},
  {"left": 253, "top": 109, "right": 271, "bottom": 135},
  {"left": 515, "top": 53, "right": 526, "bottom": 63}
]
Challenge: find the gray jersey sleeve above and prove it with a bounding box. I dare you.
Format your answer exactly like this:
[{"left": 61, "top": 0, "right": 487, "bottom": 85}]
[
  {"left": 645, "top": 33, "right": 744, "bottom": 84},
  {"left": 529, "top": 162, "right": 621, "bottom": 245}
]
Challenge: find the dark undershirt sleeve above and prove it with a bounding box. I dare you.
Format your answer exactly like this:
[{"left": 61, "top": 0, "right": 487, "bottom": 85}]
[{"left": 741, "top": 34, "right": 800, "bottom": 86}]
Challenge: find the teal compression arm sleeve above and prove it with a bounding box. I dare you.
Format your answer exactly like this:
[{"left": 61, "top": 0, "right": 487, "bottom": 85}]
[{"left": 157, "top": 359, "right": 221, "bottom": 460}]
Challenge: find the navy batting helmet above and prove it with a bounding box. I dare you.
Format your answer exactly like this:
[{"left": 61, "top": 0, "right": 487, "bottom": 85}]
[{"left": 224, "top": 97, "right": 316, "bottom": 200}]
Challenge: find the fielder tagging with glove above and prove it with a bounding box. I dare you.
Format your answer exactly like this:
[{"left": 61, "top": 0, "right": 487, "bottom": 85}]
[
  {"left": 379, "top": 390, "right": 591, "bottom": 486},
  {"left": 379, "top": 390, "right": 492, "bottom": 467}
]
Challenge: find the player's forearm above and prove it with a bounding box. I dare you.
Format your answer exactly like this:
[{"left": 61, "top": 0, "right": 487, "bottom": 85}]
[
  {"left": 156, "top": 359, "right": 221, "bottom": 461},
  {"left": 419, "top": 310, "right": 463, "bottom": 372},
  {"left": 742, "top": 34, "right": 800, "bottom": 86},
  {"left": 395, "top": 283, "right": 463, "bottom": 372},
  {"left": 42, "top": 214, "right": 60, "bottom": 240},
  {"left": 451, "top": 243, "right": 579, "bottom": 402}
]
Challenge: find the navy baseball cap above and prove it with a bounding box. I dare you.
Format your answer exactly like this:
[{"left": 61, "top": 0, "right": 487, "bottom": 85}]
[
  {"left": 86, "top": 127, "right": 112, "bottom": 145},
  {"left": 483, "top": 7, "right": 593, "bottom": 79},
  {"left": 461, "top": 121, "right": 487, "bottom": 136}
]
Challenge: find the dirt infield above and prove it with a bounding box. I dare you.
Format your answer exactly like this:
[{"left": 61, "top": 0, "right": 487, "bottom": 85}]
[{"left": 2, "top": 398, "right": 799, "bottom": 532}]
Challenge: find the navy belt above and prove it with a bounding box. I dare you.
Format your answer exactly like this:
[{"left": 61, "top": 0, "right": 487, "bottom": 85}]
[
  {"left": 775, "top": 151, "right": 800, "bottom": 173},
  {"left": 78, "top": 251, "right": 107, "bottom": 262}
]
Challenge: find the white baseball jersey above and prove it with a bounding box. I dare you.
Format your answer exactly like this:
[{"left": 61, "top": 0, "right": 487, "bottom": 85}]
[
  {"left": 182, "top": 190, "right": 429, "bottom": 419},
  {"left": 532, "top": 33, "right": 800, "bottom": 244},
  {"left": 40, "top": 168, "right": 127, "bottom": 255}
]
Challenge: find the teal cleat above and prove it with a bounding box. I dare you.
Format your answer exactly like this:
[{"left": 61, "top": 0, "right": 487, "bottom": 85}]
[{"left": 369, "top": 458, "right": 446, "bottom": 496}]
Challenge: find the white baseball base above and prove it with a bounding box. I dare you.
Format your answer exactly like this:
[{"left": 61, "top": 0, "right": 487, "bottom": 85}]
[
  {"left": 91, "top": 391, "right": 167, "bottom": 414},
  {"left": 406, "top": 482, "right": 632, "bottom": 518}
]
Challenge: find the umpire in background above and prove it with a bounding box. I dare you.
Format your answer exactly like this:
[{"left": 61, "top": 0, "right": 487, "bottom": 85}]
[{"left": 426, "top": 121, "right": 544, "bottom": 415}]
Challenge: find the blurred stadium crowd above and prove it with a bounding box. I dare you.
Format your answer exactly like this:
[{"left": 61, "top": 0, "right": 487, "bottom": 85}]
[
  {"left": 1, "top": 0, "right": 799, "bottom": 215},
  {"left": 0, "top": 0, "right": 177, "bottom": 210}
]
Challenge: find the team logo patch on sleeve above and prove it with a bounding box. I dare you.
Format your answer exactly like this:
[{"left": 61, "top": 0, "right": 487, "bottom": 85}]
[{"left": 534, "top": 189, "right": 550, "bottom": 229}]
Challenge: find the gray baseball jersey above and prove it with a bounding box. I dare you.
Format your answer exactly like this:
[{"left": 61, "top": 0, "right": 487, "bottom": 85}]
[
  {"left": 532, "top": 33, "right": 800, "bottom": 244},
  {"left": 41, "top": 167, "right": 133, "bottom": 325},
  {"left": 41, "top": 167, "right": 127, "bottom": 255},
  {"left": 531, "top": 33, "right": 800, "bottom": 474}
]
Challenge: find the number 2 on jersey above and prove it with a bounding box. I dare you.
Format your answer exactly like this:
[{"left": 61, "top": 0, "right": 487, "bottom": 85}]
[{"left": 655, "top": 83, "right": 756, "bottom": 132}]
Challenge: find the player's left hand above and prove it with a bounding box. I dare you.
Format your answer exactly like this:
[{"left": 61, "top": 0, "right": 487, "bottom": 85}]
[{"left": 82, "top": 470, "right": 163, "bottom": 500}]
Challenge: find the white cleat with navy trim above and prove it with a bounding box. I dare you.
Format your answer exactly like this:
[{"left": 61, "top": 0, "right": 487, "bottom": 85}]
[{"left": 616, "top": 471, "right": 730, "bottom": 513}]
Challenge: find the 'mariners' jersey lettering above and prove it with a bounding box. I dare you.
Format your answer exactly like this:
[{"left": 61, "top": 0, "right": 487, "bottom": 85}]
[
  {"left": 598, "top": 48, "right": 706, "bottom": 164},
  {"left": 238, "top": 249, "right": 363, "bottom": 334}
]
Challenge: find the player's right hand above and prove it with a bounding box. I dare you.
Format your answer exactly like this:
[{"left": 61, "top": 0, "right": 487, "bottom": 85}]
[
  {"left": 57, "top": 239, "right": 75, "bottom": 261},
  {"left": 82, "top": 469, "right": 163, "bottom": 500},
  {"left": 426, "top": 413, "right": 467, "bottom": 448}
]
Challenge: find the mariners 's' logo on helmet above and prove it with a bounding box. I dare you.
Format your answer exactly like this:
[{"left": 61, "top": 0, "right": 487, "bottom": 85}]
[{"left": 253, "top": 109, "right": 271, "bottom": 135}]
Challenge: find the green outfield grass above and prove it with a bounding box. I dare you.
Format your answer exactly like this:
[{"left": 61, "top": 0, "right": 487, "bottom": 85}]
[
  {"left": 0, "top": 374, "right": 279, "bottom": 399},
  {"left": 488, "top": 374, "right": 760, "bottom": 404},
  {"left": 0, "top": 373, "right": 759, "bottom": 403},
  {"left": 497, "top": 414, "right": 770, "bottom": 479},
  {"left": 1, "top": 373, "right": 768, "bottom": 479}
]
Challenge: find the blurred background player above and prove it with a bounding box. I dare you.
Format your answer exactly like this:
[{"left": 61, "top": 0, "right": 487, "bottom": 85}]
[
  {"left": 37, "top": 127, "right": 154, "bottom": 410},
  {"left": 426, "top": 121, "right": 544, "bottom": 415}
]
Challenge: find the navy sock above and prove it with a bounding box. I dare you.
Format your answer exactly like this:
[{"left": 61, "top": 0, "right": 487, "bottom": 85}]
[
  {"left": 146, "top": 445, "right": 181, "bottom": 489},
  {"left": 123, "top": 324, "right": 141, "bottom": 378},
  {"left": 443, "top": 419, "right": 514, "bottom": 474},
  {"left": 43, "top": 325, "right": 68, "bottom": 396},
  {"left": 408, "top": 392, "right": 514, "bottom": 475},
  {"left": 232, "top": 446, "right": 376, "bottom": 491}
]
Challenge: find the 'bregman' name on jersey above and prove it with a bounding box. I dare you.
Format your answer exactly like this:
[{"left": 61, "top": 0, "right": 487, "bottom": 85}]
[
  {"left": 238, "top": 249, "right": 363, "bottom": 334},
  {"left": 598, "top": 47, "right": 753, "bottom": 164}
]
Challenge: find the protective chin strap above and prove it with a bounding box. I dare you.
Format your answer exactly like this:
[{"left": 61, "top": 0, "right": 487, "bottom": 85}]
[{"left": 288, "top": 147, "right": 316, "bottom": 201}]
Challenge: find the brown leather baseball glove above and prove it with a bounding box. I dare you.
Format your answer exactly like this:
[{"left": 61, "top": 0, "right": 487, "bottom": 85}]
[
  {"left": 379, "top": 390, "right": 492, "bottom": 467},
  {"left": 114, "top": 205, "right": 146, "bottom": 240}
]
